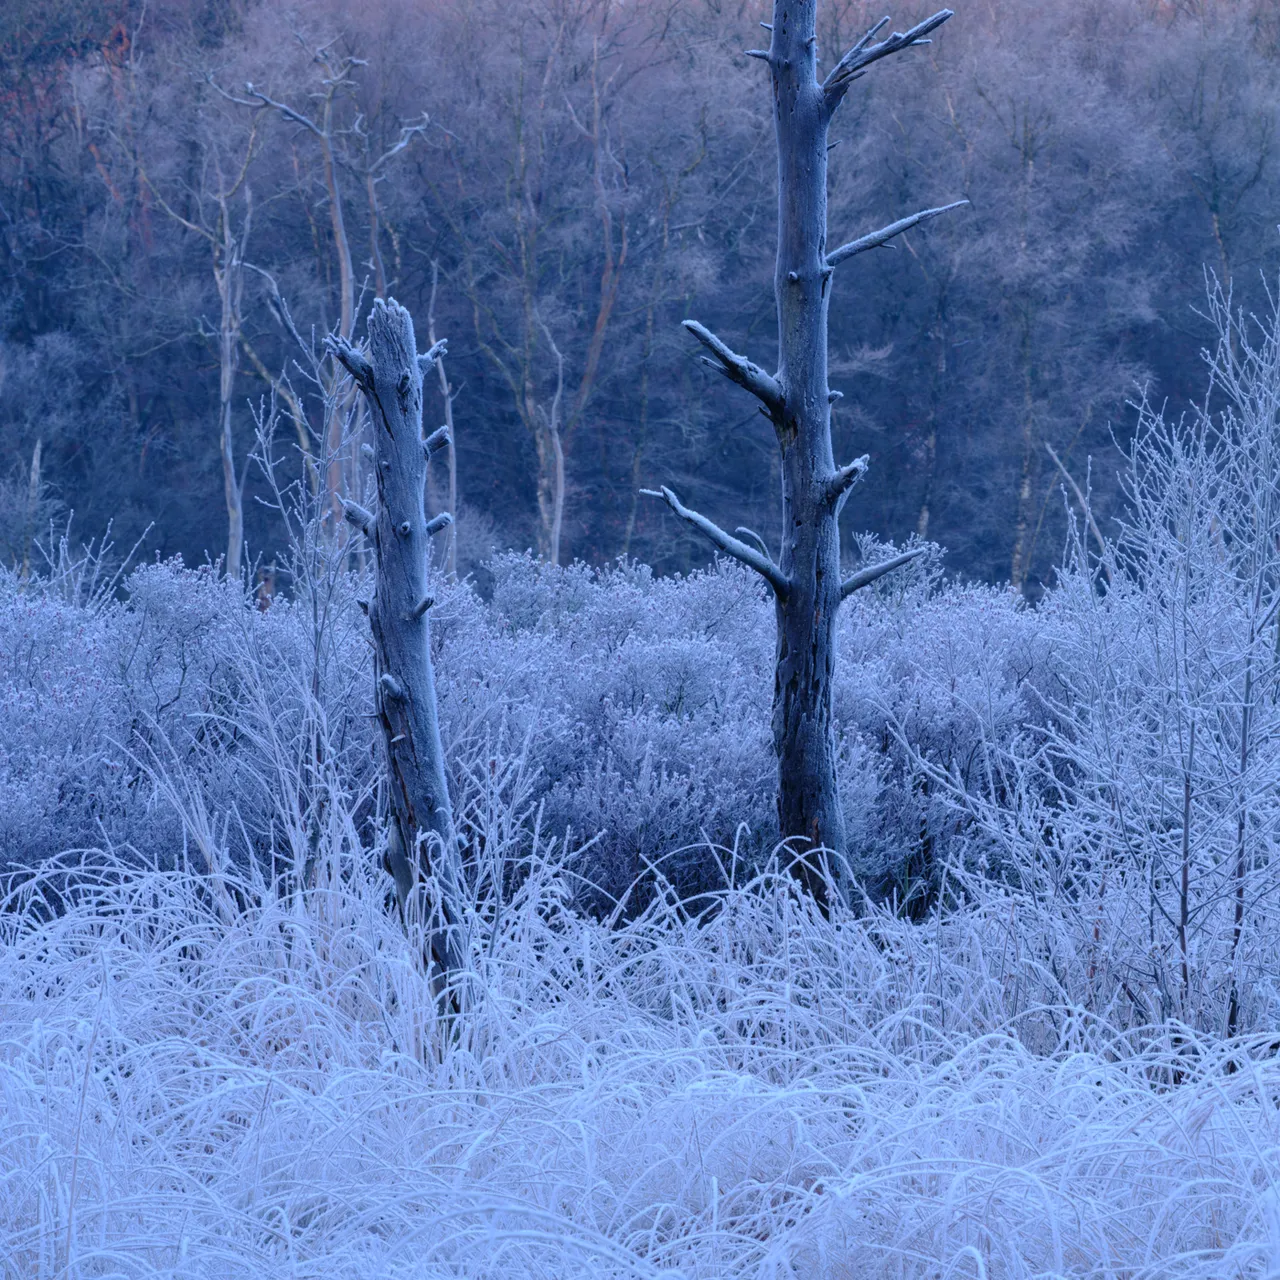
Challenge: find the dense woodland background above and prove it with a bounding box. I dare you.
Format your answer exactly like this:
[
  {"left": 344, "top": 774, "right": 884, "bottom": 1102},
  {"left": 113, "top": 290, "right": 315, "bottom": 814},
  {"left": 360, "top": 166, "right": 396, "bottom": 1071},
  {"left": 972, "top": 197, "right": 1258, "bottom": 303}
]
[{"left": 3, "top": 0, "right": 1279, "bottom": 588}]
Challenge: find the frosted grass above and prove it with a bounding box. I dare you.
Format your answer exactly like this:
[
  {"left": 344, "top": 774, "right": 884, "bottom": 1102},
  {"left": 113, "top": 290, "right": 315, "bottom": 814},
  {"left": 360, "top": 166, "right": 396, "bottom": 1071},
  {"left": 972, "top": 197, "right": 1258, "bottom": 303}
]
[{"left": 4, "top": 842, "right": 1280, "bottom": 1278}]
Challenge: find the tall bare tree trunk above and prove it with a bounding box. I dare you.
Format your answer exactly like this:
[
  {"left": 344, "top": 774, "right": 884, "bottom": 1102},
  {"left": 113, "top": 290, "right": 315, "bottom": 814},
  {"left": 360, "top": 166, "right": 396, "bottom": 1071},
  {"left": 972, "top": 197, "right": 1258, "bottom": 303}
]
[
  {"left": 19, "top": 438, "right": 41, "bottom": 584},
  {"left": 535, "top": 421, "right": 566, "bottom": 566},
  {"left": 645, "top": 3, "right": 962, "bottom": 908},
  {"left": 329, "top": 300, "right": 464, "bottom": 980},
  {"left": 141, "top": 139, "right": 258, "bottom": 582},
  {"left": 217, "top": 190, "right": 249, "bottom": 580},
  {"left": 1009, "top": 319, "right": 1036, "bottom": 589},
  {"left": 534, "top": 316, "right": 567, "bottom": 565}
]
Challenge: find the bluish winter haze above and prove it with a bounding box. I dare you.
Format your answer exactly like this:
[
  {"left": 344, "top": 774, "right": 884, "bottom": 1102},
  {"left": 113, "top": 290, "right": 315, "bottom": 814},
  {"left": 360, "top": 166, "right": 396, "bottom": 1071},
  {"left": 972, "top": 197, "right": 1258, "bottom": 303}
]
[
  {"left": 6, "top": 0, "right": 1280, "bottom": 1273},
  {"left": 3, "top": 0, "right": 1280, "bottom": 587}
]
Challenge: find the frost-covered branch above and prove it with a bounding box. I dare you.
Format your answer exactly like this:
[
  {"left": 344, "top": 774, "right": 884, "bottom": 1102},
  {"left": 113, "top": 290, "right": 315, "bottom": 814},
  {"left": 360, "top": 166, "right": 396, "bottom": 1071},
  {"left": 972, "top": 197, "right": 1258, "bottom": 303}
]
[
  {"left": 683, "top": 320, "right": 784, "bottom": 417},
  {"left": 424, "top": 425, "right": 451, "bottom": 459},
  {"left": 825, "top": 455, "right": 870, "bottom": 507},
  {"left": 1045, "top": 442, "right": 1110, "bottom": 575},
  {"left": 840, "top": 547, "right": 925, "bottom": 598},
  {"left": 827, "top": 201, "right": 968, "bottom": 268},
  {"left": 341, "top": 498, "right": 374, "bottom": 537},
  {"left": 641, "top": 485, "right": 789, "bottom": 596},
  {"left": 823, "top": 10, "right": 954, "bottom": 114},
  {"left": 735, "top": 526, "right": 773, "bottom": 560},
  {"left": 417, "top": 339, "right": 447, "bottom": 374},
  {"left": 325, "top": 335, "right": 373, "bottom": 390}
]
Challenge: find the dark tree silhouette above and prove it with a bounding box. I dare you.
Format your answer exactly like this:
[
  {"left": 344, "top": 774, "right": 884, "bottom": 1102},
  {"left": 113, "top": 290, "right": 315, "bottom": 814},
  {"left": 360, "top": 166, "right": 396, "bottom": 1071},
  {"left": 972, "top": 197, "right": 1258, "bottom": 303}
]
[{"left": 645, "top": 2, "right": 965, "bottom": 907}]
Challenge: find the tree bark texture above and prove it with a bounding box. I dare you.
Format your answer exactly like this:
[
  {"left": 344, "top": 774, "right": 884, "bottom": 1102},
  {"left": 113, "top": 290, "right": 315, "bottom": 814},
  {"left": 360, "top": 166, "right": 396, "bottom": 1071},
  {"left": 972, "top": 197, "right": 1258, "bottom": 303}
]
[
  {"left": 645, "top": 3, "right": 958, "bottom": 908},
  {"left": 328, "top": 299, "right": 464, "bottom": 977},
  {"left": 769, "top": 2, "right": 847, "bottom": 898}
]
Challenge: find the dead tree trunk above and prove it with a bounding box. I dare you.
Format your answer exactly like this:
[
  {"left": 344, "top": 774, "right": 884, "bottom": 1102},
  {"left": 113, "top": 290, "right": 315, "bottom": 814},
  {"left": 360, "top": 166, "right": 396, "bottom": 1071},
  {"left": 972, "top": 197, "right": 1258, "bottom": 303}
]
[
  {"left": 535, "top": 315, "right": 567, "bottom": 567},
  {"left": 216, "top": 186, "right": 250, "bottom": 581},
  {"left": 328, "top": 299, "right": 464, "bottom": 977},
  {"left": 140, "top": 135, "right": 259, "bottom": 581},
  {"left": 644, "top": 4, "right": 964, "bottom": 909}
]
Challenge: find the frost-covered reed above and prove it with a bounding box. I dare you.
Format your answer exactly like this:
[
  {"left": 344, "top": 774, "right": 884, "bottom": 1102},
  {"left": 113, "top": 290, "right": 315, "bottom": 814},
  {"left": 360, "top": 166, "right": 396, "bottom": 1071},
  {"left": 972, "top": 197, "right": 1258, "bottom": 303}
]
[{"left": 5, "top": 830, "right": 1280, "bottom": 1278}]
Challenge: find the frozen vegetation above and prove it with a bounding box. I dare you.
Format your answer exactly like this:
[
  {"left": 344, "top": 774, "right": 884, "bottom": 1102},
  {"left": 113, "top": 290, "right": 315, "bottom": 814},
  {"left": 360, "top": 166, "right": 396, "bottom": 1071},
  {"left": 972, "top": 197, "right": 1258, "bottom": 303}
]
[{"left": 5, "top": 284, "right": 1280, "bottom": 1275}]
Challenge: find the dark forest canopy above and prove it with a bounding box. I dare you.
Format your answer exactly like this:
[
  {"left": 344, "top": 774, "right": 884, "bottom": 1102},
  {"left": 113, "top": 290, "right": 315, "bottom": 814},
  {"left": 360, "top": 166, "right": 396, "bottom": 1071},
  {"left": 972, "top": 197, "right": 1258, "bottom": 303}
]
[{"left": 2, "top": 0, "right": 1278, "bottom": 589}]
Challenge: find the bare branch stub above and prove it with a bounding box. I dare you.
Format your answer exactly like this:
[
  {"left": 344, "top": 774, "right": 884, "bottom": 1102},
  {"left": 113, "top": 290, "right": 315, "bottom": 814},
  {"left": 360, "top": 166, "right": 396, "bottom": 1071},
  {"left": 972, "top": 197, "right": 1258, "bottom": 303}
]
[
  {"left": 325, "top": 335, "right": 374, "bottom": 391},
  {"left": 840, "top": 547, "right": 926, "bottom": 599},
  {"left": 823, "top": 10, "right": 954, "bottom": 115},
  {"left": 641, "top": 485, "right": 789, "bottom": 597},
  {"left": 417, "top": 339, "right": 447, "bottom": 373},
  {"left": 827, "top": 200, "right": 968, "bottom": 268},
  {"left": 341, "top": 498, "right": 375, "bottom": 536},
  {"left": 424, "top": 425, "right": 451, "bottom": 458},
  {"left": 825, "top": 455, "right": 870, "bottom": 506},
  {"left": 682, "top": 320, "right": 784, "bottom": 418}
]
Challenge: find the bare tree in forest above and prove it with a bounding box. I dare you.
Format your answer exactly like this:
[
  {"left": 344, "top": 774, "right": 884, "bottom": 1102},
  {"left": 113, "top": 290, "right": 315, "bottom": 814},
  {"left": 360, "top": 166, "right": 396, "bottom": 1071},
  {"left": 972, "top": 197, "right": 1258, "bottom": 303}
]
[
  {"left": 645, "top": 2, "right": 964, "bottom": 908},
  {"left": 141, "top": 115, "right": 263, "bottom": 579},
  {"left": 328, "top": 298, "right": 464, "bottom": 980},
  {"left": 432, "top": 17, "right": 628, "bottom": 564},
  {"left": 427, "top": 261, "right": 460, "bottom": 578},
  {"left": 219, "top": 50, "right": 428, "bottom": 536}
]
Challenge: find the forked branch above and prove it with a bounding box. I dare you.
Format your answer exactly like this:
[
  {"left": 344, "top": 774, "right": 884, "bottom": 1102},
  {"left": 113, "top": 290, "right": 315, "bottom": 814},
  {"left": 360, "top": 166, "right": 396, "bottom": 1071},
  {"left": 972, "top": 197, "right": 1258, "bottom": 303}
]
[
  {"left": 840, "top": 547, "right": 925, "bottom": 599},
  {"left": 827, "top": 201, "right": 968, "bottom": 268},
  {"left": 823, "top": 10, "right": 953, "bottom": 114},
  {"left": 683, "top": 320, "right": 784, "bottom": 417},
  {"left": 641, "top": 485, "right": 789, "bottom": 597},
  {"left": 1046, "top": 441, "right": 1112, "bottom": 581},
  {"left": 735, "top": 526, "right": 773, "bottom": 559}
]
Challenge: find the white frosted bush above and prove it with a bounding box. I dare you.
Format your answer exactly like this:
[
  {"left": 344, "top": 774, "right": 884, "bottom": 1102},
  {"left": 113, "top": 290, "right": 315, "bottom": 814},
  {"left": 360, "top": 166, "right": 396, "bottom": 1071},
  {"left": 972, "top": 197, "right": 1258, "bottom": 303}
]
[
  {"left": 906, "top": 277, "right": 1280, "bottom": 1036},
  {"left": 835, "top": 568, "right": 1052, "bottom": 904},
  {"left": 3, "top": 522, "right": 1052, "bottom": 910}
]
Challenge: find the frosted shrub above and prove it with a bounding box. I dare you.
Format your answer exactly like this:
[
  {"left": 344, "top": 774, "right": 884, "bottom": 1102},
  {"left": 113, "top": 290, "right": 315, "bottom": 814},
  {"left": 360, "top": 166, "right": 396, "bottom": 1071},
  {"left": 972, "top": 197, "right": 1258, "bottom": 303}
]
[
  {"left": 0, "top": 573, "right": 143, "bottom": 868},
  {"left": 437, "top": 553, "right": 779, "bottom": 902},
  {"left": 1, "top": 536, "right": 1056, "bottom": 910},
  {"left": 835, "top": 549, "right": 1053, "bottom": 907},
  {"left": 0, "top": 556, "right": 372, "bottom": 881},
  {"left": 437, "top": 551, "right": 1045, "bottom": 906},
  {"left": 922, "top": 276, "right": 1280, "bottom": 1034},
  {"left": 0, "top": 559, "right": 248, "bottom": 871}
]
